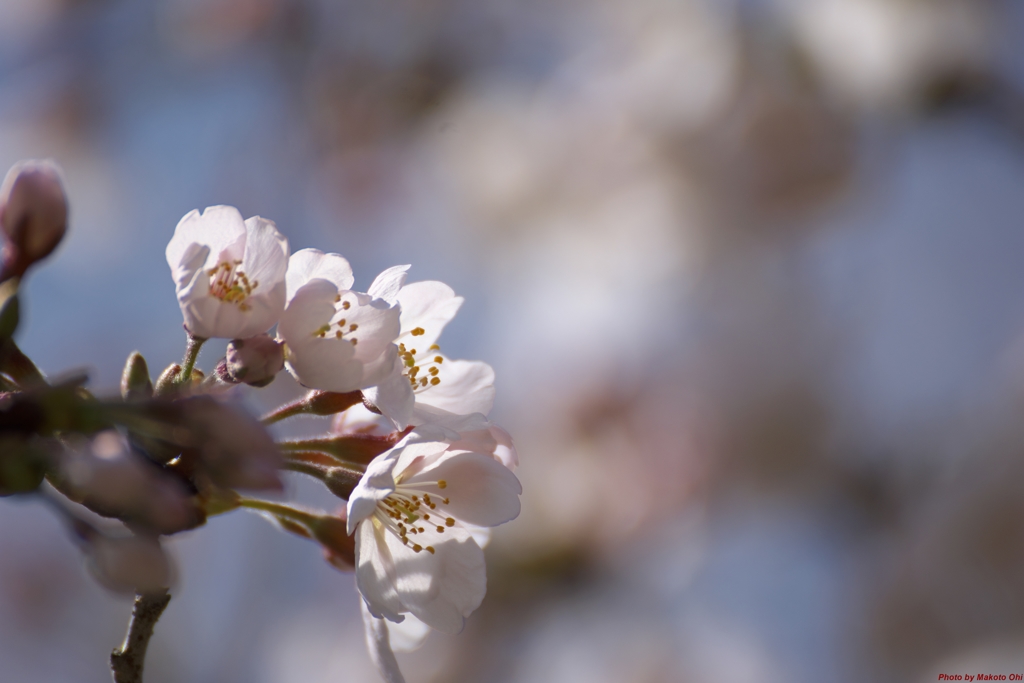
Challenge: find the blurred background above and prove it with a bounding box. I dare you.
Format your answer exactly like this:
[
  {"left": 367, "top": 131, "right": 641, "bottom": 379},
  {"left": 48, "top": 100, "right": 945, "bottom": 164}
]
[{"left": 3, "top": 0, "right": 1024, "bottom": 681}]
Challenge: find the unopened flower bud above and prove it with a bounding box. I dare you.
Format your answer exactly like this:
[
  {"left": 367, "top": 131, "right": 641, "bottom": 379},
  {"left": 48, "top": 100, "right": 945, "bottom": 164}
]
[
  {"left": 222, "top": 334, "right": 284, "bottom": 387},
  {"left": 154, "top": 363, "right": 181, "bottom": 397},
  {"left": 85, "top": 533, "right": 173, "bottom": 594},
  {"left": 121, "top": 351, "right": 153, "bottom": 401},
  {"left": 0, "top": 160, "right": 67, "bottom": 278},
  {"left": 323, "top": 466, "right": 361, "bottom": 500}
]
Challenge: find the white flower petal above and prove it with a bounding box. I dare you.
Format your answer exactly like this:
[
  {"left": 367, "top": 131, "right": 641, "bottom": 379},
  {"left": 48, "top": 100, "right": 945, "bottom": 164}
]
[
  {"left": 462, "top": 524, "right": 492, "bottom": 549},
  {"left": 385, "top": 524, "right": 486, "bottom": 634},
  {"left": 342, "top": 294, "right": 402, "bottom": 366},
  {"left": 368, "top": 265, "right": 411, "bottom": 305},
  {"left": 385, "top": 613, "right": 430, "bottom": 653},
  {"left": 447, "top": 424, "right": 518, "bottom": 471},
  {"left": 363, "top": 357, "right": 416, "bottom": 429},
  {"left": 355, "top": 518, "right": 405, "bottom": 622},
  {"left": 241, "top": 216, "right": 289, "bottom": 292},
  {"left": 411, "top": 359, "right": 496, "bottom": 422},
  {"left": 489, "top": 425, "right": 518, "bottom": 471},
  {"left": 411, "top": 452, "right": 522, "bottom": 527},
  {"left": 348, "top": 450, "right": 402, "bottom": 532},
  {"left": 165, "top": 206, "right": 246, "bottom": 273},
  {"left": 359, "top": 343, "right": 402, "bottom": 390},
  {"left": 285, "top": 248, "right": 354, "bottom": 304},
  {"left": 361, "top": 601, "right": 408, "bottom": 683},
  {"left": 396, "top": 281, "right": 464, "bottom": 350},
  {"left": 171, "top": 241, "right": 210, "bottom": 291},
  {"left": 280, "top": 279, "right": 401, "bottom": 392}
]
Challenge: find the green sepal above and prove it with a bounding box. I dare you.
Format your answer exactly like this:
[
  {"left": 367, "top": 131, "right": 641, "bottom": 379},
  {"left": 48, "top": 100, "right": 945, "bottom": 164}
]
[{"left": 120, "top": 351, "right": 153, "bottom": 401}]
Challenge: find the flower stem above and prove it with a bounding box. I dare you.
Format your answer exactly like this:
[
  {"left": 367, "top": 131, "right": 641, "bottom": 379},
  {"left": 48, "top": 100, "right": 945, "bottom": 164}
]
[
  {"left": 177, "top": 335, "right": 206, "bottom": 384},
  {"left": 109, "top": 589, "right": 171, "bottom": 683},
  {"left": 276, "top": 431, "right": 404, "bottom": 466},
  {"left": 238, "top": 497, "right": 318, "bottom": 526},
  {"left": 260, "top": 390, "right": 362, "bottom": 425},
  {"left": 281, "top": 457, "right": 364, "bottom": 500},
  {"left": 260, "top": 400, "right": 309, "bottom": 425}
]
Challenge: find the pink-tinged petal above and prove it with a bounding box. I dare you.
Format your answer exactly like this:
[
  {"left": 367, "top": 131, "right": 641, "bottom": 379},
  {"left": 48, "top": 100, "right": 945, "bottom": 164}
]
[
  {"left": 166, "top": 206, "right": 246, "bottom": 273},
  {"left": 338, "top": 292, "right": 402, "bottom": 367},
  {"left": 183, "top": 289, "right": 276, "bottom": 340},
  {"left": 171, "top": 242, "right": 210, "bottom": 291},
  {"left": 411, "top": 452, "right": 521, "bottom": 527},
  {"left": 363, "top": 357, "right": 415, "bottom": 429},
  {"left": 280, "top": 282, "right": 366, "bottom": 391},
  {"left": 241, "top": 216, "right": 289, "bottom": 290},
  {"left": 282, "top": 282, "right": 399, "bottom": 391},
  {"left": 386, "top": 613, "right": 430, "bottom": 653},
  {"left": 233, "top": 280, "right": 287, "bottom": 338},
  {"left": 279, "top": 279, "right": 343, "bottom": 339},
  {"left": 396, "top": 281, "right": 464, "bottom": 350},
  {"left": 413, "top": 359, "right": 495, "bottom": 421},
  {"left": 286, "top": 248, "right": 353, "bottom": 304},
  {"left": 368, "top": 265, "right": 411, "bottom": 305},
  {"left": 385, "top": 525, "right": 486, "bottom": 634},
  {"left": 361, "top": 601, "right": 408, "bottom": 683},
  {"left": 444, "top": 427, "right": 497, "bottom": 455},
  {"left": 355, "top": 518, "right": 405, "bottom": 622},
  {"left": 447, "top": 424, "right": 518, "bottom": 471},
  {"left": 489, "top": 425, "right": 518, "bottom": 470},
  {"left": 393, "top": 441, "right": 450, "bottom": 481}
]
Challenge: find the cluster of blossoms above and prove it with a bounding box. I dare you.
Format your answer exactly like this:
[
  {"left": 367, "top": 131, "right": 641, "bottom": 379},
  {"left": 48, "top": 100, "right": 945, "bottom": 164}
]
[{"left": 0, "top": 161, "right": 520, "bottom": 683}]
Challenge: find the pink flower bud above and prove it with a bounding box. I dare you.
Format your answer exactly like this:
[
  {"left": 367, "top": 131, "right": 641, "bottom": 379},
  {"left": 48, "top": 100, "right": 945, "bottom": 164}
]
[
  {"left": 222, "top": 334, "right": 285, "bottom": 387},
  {"left": 85, "top": 533, "right": 173, "bottom": 594},
  {"left": 0, "top": 160, "right": 67, "bottom": 278}
]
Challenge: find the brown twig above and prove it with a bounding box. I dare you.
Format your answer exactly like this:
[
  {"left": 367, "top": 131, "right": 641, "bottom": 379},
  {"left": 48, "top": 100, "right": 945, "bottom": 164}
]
[{"left": 110, "top": 590, "right": 171, "bottom": 683}]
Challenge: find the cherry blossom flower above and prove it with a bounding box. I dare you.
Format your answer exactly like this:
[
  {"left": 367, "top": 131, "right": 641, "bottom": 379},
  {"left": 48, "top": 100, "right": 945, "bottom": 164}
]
[
  {"left": 277, "top": 249, "right": 401, "bottom": 392},
  {"left": 165, "top": 205, "right": 289, "bottom": 339},
  {"left": 346, "top": 432, "right": 521, "bottom": 635},
  {"left": 56, "top": 431, "right": 198, "bottom": 534},
  {"left": 362, "top": 279, "right": 495, "bottom": 428}
]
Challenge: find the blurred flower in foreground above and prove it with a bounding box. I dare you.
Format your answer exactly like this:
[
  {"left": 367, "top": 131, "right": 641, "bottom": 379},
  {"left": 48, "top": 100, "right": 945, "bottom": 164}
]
[
  {"left": 54, "top": 430, "right": 197, "bottom": 535},
  {"left": 785, "top": 0, "right": 991, "bottom": 113},
  {"left": 81, "top": 529, "right": 173, "bottom": 595},
  {"left": 165, "top": 205, "right": 289, "bottom": 339}
]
